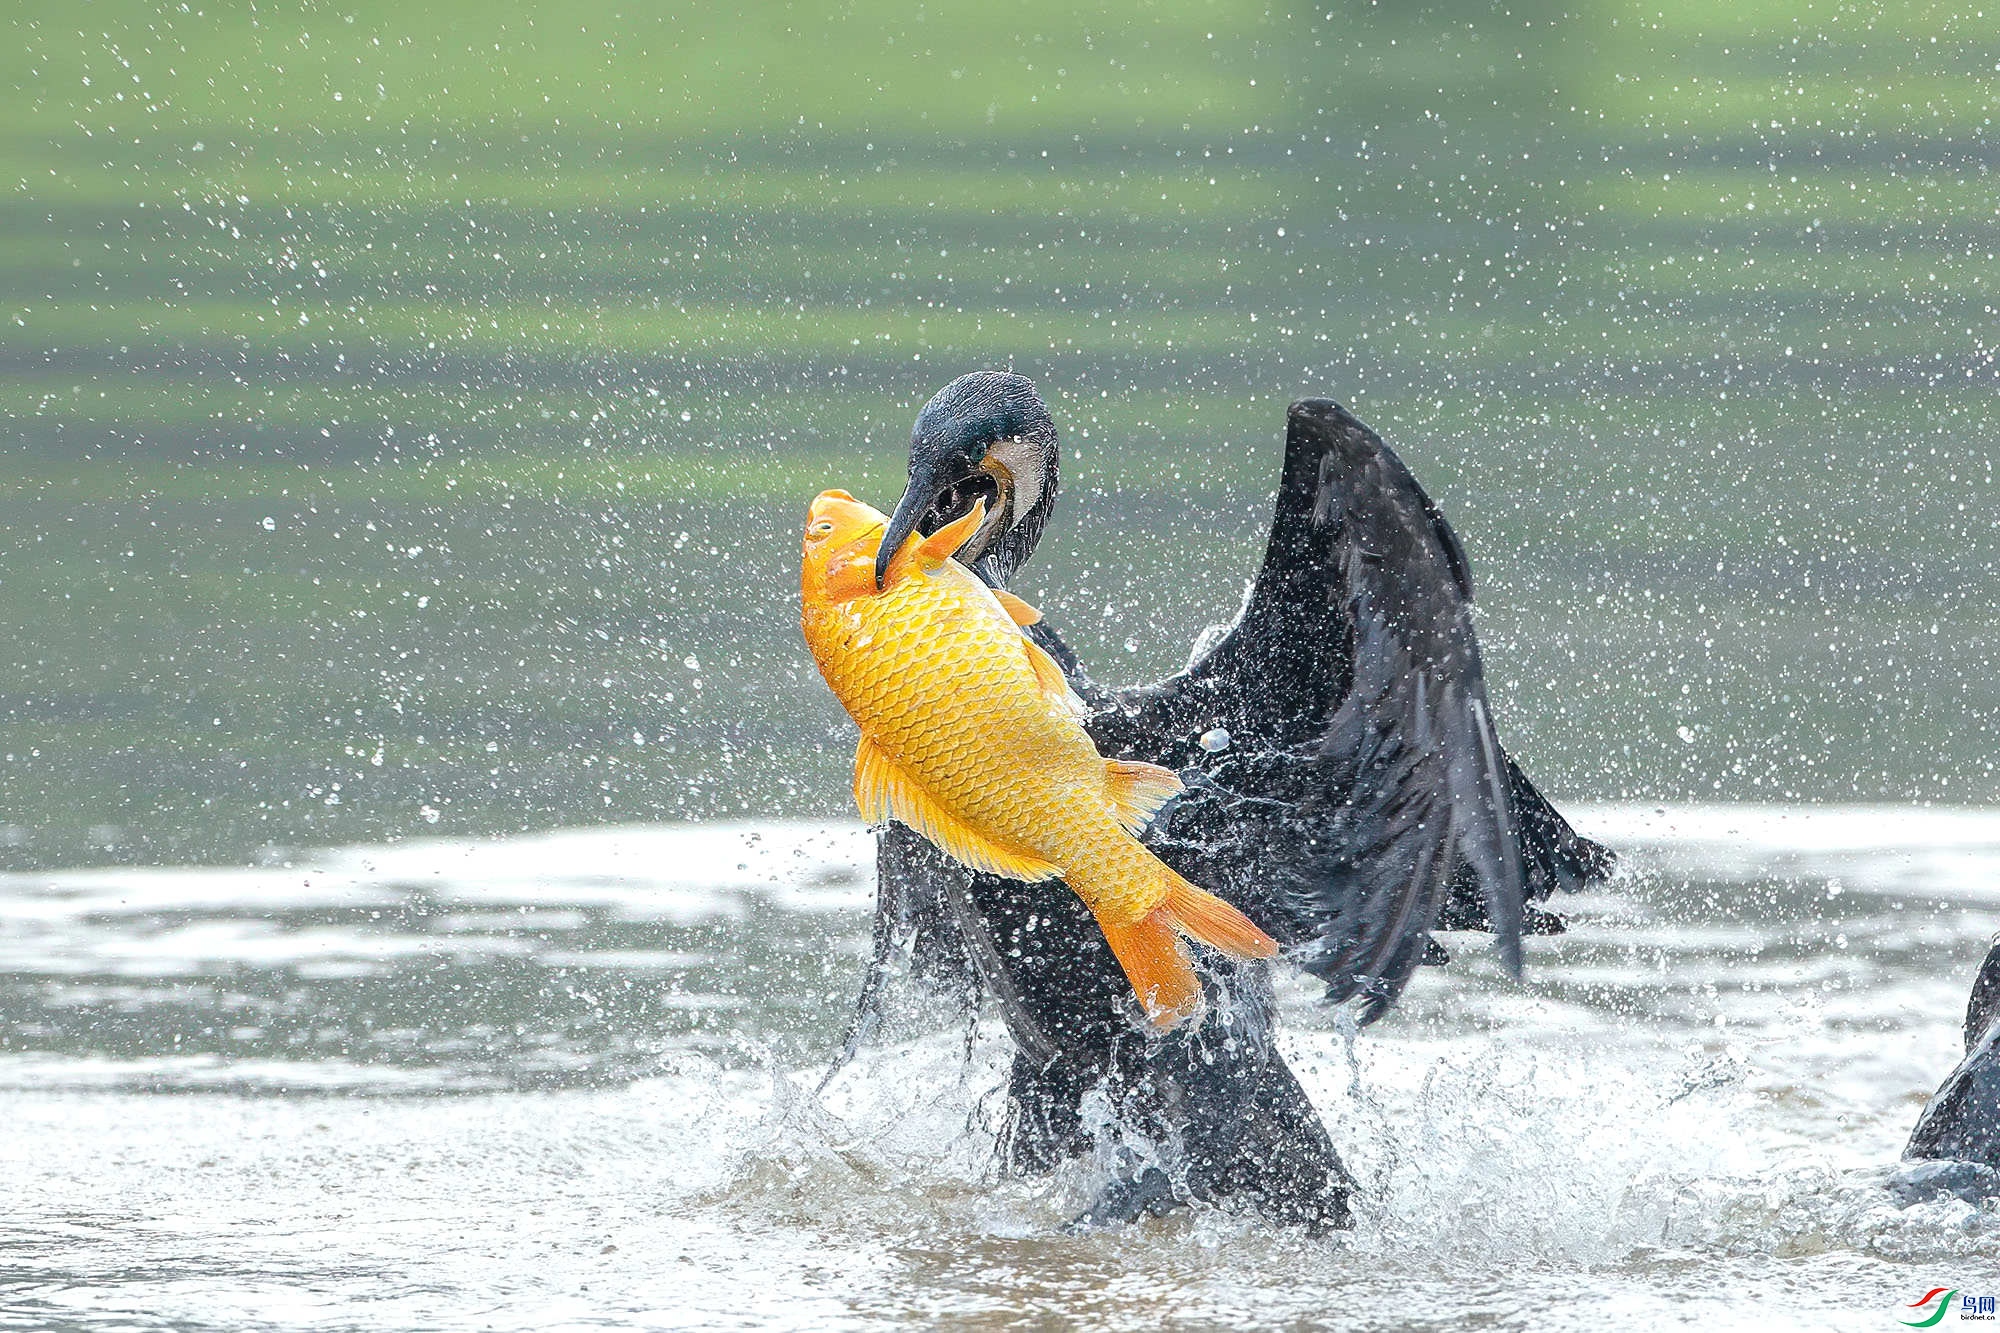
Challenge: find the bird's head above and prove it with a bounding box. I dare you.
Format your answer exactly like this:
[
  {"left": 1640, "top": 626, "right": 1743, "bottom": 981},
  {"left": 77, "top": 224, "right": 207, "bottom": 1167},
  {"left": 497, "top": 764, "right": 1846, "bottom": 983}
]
[{"left": 875, "top": 371, "right": 1059, "bottom": 590}]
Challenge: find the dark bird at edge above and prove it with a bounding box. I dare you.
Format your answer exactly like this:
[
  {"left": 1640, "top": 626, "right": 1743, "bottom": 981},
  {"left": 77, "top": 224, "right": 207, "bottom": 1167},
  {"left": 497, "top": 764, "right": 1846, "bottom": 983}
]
[
  {"left": 1890, "top": 936, "right": 2000, "bottom": 1207},
  {"left": 832, "top": 370, "right": 1614, "bottom": 1231}
]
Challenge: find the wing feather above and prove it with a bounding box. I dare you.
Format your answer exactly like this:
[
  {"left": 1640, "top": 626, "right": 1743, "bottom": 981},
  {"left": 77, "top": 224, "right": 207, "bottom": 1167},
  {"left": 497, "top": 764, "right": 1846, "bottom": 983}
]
[{"left": 1104, "top": 399, "right": 1609, "bottom": 1021}]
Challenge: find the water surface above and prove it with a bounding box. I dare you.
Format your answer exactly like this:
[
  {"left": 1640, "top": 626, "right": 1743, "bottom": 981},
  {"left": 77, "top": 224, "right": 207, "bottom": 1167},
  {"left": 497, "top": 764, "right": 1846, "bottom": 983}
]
[{"left": 3, "top": 805, "right": 1996, "bottom": 1330}]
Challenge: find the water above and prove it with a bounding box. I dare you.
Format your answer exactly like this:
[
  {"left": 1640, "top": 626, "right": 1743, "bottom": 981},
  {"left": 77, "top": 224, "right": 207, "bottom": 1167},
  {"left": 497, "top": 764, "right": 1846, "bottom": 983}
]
[
  {"left": 3, "top": 806, "right": 1996, "bottom": 1330},
  {"left": 10, "top": 5, "right": 1998, "bottom": 1326},
  {"left": 10, "top": 2, "right": 2000, "bottom": 868}
]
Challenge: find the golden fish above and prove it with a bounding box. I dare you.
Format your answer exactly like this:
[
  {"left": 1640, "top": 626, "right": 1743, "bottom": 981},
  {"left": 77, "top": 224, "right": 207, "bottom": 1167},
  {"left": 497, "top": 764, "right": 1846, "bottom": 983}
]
[{"left": 799, "top": 488, "right": 1277, "bottom": 1029}]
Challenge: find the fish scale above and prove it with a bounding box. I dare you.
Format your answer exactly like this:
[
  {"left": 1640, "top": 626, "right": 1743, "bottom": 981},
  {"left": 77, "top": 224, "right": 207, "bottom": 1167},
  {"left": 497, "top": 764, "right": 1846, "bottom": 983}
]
[{"left": 800, "top": 489, "right": 1278, "bottom": 1029}]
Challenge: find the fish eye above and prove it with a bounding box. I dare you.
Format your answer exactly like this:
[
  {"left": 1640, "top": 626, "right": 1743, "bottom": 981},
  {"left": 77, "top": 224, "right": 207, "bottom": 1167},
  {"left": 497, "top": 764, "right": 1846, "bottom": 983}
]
[{"left": 808, "top": 520, "right": 835, "bottom": 536}]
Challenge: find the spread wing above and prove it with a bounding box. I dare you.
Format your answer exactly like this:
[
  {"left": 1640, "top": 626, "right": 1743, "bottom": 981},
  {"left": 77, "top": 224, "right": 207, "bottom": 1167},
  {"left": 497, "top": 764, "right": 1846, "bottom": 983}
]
[
  {"left": 829, "top": 397, "right": 1612, "bottom": 1065},
  {"left": 1098, "top": 399, "right": 1611, "bottom": 1021}
]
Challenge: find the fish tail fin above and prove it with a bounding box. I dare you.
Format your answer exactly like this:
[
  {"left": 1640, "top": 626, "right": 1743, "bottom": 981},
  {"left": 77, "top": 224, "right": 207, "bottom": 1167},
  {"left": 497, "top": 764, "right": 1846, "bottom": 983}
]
[
  {"left": 1159, "top": 870, "right": 1280, "bottom": 962},
  {"left": 1103, "top": 759, "right": 1183, "bottom": 835},
  {"left": 1097, "top": 907, "right": 1204, "bottom": 1031},
  {"left": 1093, "top": 866, "right": 1279, "bottom": 1031}
]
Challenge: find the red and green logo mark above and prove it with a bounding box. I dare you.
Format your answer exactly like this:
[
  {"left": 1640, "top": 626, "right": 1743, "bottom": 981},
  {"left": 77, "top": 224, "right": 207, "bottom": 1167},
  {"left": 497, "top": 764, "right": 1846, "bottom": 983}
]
[
  {"left": 1903, "top": 1289, "right": 1957, "bottom": 1328},
  {"left": 1904, "top": 1289, "right": 1999, "bottom": 1324}
]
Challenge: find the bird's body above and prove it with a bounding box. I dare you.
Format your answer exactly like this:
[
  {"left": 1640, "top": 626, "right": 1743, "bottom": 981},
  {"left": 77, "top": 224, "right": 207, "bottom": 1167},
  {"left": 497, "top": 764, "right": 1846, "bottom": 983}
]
[
  {"left": 1912, "top": 938, "right": 2000, "bottom": 1163},
  {"left": 826, "top": 372, "right": 1614, "bottom": 1232},
  {"left": 799, "top": 489, "right": 1275, "bottom": 1026}
]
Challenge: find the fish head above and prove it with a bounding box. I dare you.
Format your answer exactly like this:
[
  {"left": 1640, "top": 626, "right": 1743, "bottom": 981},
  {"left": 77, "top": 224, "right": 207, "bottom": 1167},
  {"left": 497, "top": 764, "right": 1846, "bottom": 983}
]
[{"left": 802, "top": 489, "right": 891, "bottom": 604}]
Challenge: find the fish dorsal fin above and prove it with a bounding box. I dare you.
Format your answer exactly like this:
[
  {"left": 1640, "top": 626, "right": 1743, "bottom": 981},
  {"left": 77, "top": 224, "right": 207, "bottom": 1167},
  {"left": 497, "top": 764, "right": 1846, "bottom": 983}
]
[
  {"left": 1021, "top": 635, "right": 1085, "bottom": 718},
  {"left": 853, "top": 735, "right": 1060, "bottom": 882},
  {"left": 881, "top": 499, "right": 987, "bottom": 590},
  {"left": 993, "top": 589, "right": 1041, "bottom": 627},
  {"left": 1104, "top": 759, "right": 1184, "bottom": 836}
]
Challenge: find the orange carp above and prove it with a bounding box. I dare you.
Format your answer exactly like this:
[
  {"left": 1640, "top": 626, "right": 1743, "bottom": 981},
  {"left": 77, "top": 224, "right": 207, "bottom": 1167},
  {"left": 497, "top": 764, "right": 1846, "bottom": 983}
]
[{"left": 799, "top": 488, "right": 1277, "bottom": 1030}]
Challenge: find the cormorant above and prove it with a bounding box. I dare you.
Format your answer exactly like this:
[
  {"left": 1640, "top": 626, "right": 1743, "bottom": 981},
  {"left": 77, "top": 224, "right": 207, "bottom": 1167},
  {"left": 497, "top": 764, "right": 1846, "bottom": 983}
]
[
  {"left": 1891, "top": 935, "right": 2000, "bottom": 1205},
  {"left": 836, "top": 371, "right": 1613, "bottom": 1230}
]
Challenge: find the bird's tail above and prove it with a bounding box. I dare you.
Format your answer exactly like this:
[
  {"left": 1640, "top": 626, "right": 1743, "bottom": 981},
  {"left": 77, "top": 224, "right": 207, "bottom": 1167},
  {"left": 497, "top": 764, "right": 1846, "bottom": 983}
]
[{"left": 1094, "top": 866, "right": 1278, "bottom": 1031}]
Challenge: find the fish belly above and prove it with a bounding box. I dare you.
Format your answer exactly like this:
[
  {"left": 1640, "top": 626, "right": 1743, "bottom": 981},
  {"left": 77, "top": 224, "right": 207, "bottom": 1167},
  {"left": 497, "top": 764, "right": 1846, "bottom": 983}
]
[
  {"left": 808, "top": 564, "right": 1280, "bottom": 1030},
  {"left": 834, "top": 579, "right": 1099, "bottom": 862}
]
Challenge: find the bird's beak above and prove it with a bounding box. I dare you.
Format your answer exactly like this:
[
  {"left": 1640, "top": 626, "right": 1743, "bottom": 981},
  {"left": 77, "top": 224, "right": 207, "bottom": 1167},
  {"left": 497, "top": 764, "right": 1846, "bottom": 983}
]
[{"left": 875, "top": 466, "right": 944, "bottom": 590}]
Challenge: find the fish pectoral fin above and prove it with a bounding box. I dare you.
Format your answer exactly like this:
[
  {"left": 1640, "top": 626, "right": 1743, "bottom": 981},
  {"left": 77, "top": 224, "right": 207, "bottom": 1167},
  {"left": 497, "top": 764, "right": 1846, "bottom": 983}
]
[
  {"left": 852, "top": 735, "right": 893, "bottom": 825},
  {"left": 1103, "top": 759, "right": 1184, "bottom": 836},
  {"left": 881, "top": 499, "right": 988, "bottom": 589},
  {"left": 1022, "top": 637, "right": 1085, "bottom": 718},
  {"left": 915, "top": 498, "right": 987, "bottom": 567},
  {"left": 993, "top": 589, "right": 1042, "bottom": 627},
  {"left": 852, "top": 735, "right": 1060, "bottom": 882}
]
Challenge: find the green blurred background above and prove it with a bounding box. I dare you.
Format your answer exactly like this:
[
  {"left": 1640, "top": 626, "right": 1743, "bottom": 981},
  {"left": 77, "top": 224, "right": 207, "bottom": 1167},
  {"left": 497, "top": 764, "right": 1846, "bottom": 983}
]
[{"left": 2, "top": 0, "right": 1994, "bottom": 869}]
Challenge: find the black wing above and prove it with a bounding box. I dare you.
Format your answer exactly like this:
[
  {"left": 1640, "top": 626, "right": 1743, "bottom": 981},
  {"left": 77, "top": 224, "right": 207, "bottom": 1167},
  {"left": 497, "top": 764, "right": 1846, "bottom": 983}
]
[{"left": 1097, "top": 399, "right": 1610, "bottom": 1020}]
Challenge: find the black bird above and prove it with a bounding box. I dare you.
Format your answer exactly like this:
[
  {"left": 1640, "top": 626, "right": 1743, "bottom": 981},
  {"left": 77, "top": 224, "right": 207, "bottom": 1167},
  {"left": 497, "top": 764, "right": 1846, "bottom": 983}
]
[
  {"left": 1890, "top": 936, "right": 2000, "bottom": 1206},
  {"left": 837, "top": 371, "right": 1613, "bottom": 1230}
]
